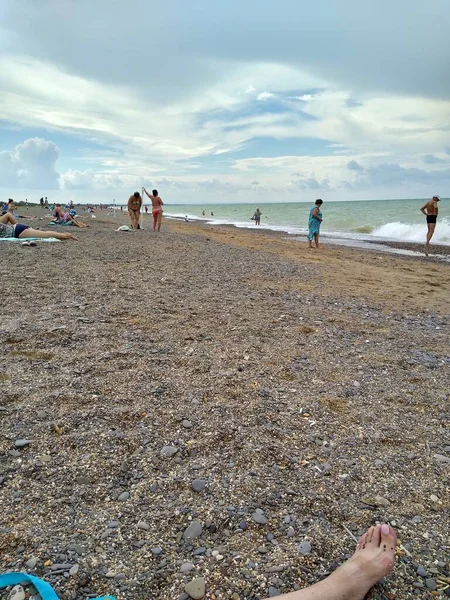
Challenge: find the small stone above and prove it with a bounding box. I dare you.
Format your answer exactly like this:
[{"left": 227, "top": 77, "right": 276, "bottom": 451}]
[
  {"left": 160, "top": 445, "right": 178, "bottom": 457},
  {"left": 137, "top": 521, "right": 150, "bottom": 531},
  {"left": 193, "top": 547, "right": 206, "bottom": 556},
  {"left": 10, "top": 585, "right": 25, "bottom": 600},
  {"left": 297, "top": 540, "right": 312, "bottom": 555},
  {"left": 374, "top": 459, "right": 385, "bottom": 467},
  {"left": 26, "top": 557, "right": 38, "bottom": 569},
  {"left": 183, "top": 520, "right": 203, "bottom": 542},
  {"left": 417, "top": 565, "right": 428, "bottom": 577},
  {"left": 108, "top": 521, "right": 121, "bottom": 528},
  {"left": 238, "top": 520, "right": 248, "bottom": 531},
  {"left": 117, "top": 491, "right": 130, "bottom": 501},
  {"left": 14, "top": 439, "right": 32, "bottom": 448},
  {"left": 252, "top": 511, "right": 268, "bottom": 525},
  {"left": 180, "top": 562, "right": 194, "bottom": 573},
  {"left": 412, "top": 516, "right": 422, "bottom": 523},
  {"left": 8, "top": 450, "right": 21, "bottom": 457},
  {"left": 184, "top": 577, "right": 205, "bottom": 599},
  {"left": 37, "top": 410, "right": 47, "bottom": 419},
  {"left": 287, "top": 526, "right": 295, "bottom": 537},
  {"left": 182, "top": 420, "right": 193, "bottom": 429},
  {"left": 268, "top": 587, "right": 280, "bottom": 597},
  {"left": 38, "top": 455, "right": 52, "bottom": 464},
  {"left": 192, "top": 479, "right": 206, "bottom": 493},
  {"left": 425, "top": 578, "right": 437, "bottom": 590},
  {"left": 433, "top": 453, "right": 450, "bottom": 464},
  {"left": 430, "top": 494, "right": 439, "bottom": 502},
  {"left": 73, "top": 544, "right": 85, "bottom": 555},
  {"left": 150, "top": 483, "right": 158, "bottom": 493},
  {"left": 151, "top": 547, "right": 163, "bottom": 555},
  {"left": 105, "top": 571, "right": 117, "bottom": 578},
  {"left": 76, "top": 476, "right": 90, "bottom": 485},
  {"left": 69, "top": 564, "right": 79, "bottom": 576}
]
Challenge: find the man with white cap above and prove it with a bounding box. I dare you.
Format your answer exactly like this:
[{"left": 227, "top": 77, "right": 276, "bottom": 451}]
[{"left": 420, "top": 195, "right": 440, "bottom": 248}]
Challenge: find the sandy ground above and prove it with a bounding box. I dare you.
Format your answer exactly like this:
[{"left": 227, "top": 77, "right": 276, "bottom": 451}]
[{"left": 1, "top": 209, "right": 449, "bottom": 600}]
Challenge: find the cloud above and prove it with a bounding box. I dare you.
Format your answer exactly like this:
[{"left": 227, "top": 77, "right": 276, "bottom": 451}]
[
  {"left": 61, "top": 169, "right": 127, "bottom": 190},
  {"left": 0, "top": 137, "right": 60, "bottom": 188},
  {"left": 347, "top": 160, "right": 363, "bottom": 171},
  {"left": 257, "top": 92, "right": 275, "bottom": 101}
]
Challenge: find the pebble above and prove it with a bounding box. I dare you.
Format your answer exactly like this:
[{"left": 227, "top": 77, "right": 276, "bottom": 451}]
[
  {"left": 76, "top": 476, "right": 90, "bottom": 485},
  {"left": 252, "top": 511, "right": 268, "bottom": 525},
  {"left": 286, "top": 527, "right": 295, "bottom": 537},
  {"left": 26, "top": 557, "right": 38, "bottom": 569},
  {"left": 268, "top": 587, "right": 280, "bottom": 597},
  {"left": 151, "top": 547, "right": 163, "bottom": 555},
  {"left": 69, "top": 564, "right": 79, "bottom": 576},
  {"left": 184, "top": 577, "right": 205, "bottom": 600},
  {"left": 37, "top": 410, "right": 47, "bottom": 419},
  {"left": 137, "top": 521, "right": 150, "bottom": 531},
  {"left": 374, "top": 459, "right": 385, "bottom": 467},
  {"left": 9, "top": 586, "right": 25, "bottom": 600},
  {"left": 193, "top": 547, "right": 206, "bottom": 556},
  {"left": 297, "top": 540, "right": 312, "bottom": 555},
  {"left": 117, "top": 491, "right": 130, "bottom": 501},
  {"left": 160, "top": 445, "right": 178, "bottom": 457},
  {"left": 425, "top": 578, "right": 437, "bottom": 590},
  {"left": 239, "top": 520, "right": 248, "bottom": 531},
  {"left": 192, "top": 479, "right": 206, "bottom": 492},
  {"left": 183, "top": 520, "right": 203, "bottom": 542},
  {"left": 182, "top": 420, "right": 193, "bottom": 429},
  {"left": 417, "top": 565, "right": 428, "bottom": 577},
  {"left": 108, "top": 521, "right": 121, "bottom": 528},
  {"left": 105, "top": 571, "right": 117, "bottom": 578},
  {"left": 433, "top": 453, "right": 450, "bottom": 464},
  {"left": 180, "top": 562, "right": 194, "bottom": 573},
  {"left": 14, "top": 439, "right": 32, "bottom": 448}
]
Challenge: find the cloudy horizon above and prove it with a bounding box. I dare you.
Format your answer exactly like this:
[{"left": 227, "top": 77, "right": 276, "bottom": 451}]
[{"left": 1, "top": 0, "right": 450, "bottom": 204}]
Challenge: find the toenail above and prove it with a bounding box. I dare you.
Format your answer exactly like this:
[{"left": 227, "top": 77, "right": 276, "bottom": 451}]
[{"left": 381, "top": 524, "right": 390, "bottom": 534}]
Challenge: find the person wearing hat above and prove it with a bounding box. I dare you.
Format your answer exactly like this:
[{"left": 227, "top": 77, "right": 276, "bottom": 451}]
[{"left": 420, "top": 195, "right": 440, "bottom": 248}]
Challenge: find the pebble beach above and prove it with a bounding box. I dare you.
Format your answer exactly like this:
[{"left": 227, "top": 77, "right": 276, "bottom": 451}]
[{"left": 1, "top": 210, "right": 449, "bottom": 600}]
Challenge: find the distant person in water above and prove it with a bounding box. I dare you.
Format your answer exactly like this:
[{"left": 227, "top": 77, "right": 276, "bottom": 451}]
[
  {"left": 420, "top": 195, "right": 440, "bottom": 248},
  {"left": 143, "top": 188, "right": 163, "bottom": 232},
  {"left": 261, "top": 524, "right": 397, "bottom": 600},
  {"left": 202, "top": 210, "right": 205, "bottom": 216},
  {"left": 211, "top": 211, "right": 214, "bottom": 216},
  {"left": 253, "top": 207, "right": 262, "bottom": 225},
  {"left": 308, "top": 199, "right": 323, "bottom": 248},
  {"left": 0, "top": 213, "right": 78, "bottom": 241},
  {"left": 127, "top": 191, "right": 142, "bottom": 230}
]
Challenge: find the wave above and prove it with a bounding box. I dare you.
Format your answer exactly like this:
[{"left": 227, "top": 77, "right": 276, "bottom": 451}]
[
  {"left": 371, "top": 218, "right": 450, "bottom": 244},
  {"left": 165, "top": 212, "right": 450, "bottom": 245}
]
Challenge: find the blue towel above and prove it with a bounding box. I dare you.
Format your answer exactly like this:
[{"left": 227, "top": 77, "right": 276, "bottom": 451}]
[
  {"left": 0, "top": 572, "right": 116, "bottom": 600},
  {"left": 0, "top": 237, "right": 60, "bottom": 243}
]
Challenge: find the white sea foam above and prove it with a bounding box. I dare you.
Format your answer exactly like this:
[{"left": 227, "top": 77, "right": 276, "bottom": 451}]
[{"left": 371, "top": 218, "right": 450, "bottom": 244}]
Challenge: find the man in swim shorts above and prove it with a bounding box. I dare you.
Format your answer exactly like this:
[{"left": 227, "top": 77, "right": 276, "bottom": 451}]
[
  {"left": 420, "top": 195, "right": 440, "bottom": 248},
  {"left": 128, "top": 191, "right": 142, "bottom": 230},
  {"left": 143, "top": 188, "right": 163, "bottom": 232}
]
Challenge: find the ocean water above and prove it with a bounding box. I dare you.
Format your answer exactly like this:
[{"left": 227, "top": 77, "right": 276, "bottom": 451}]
[{"left": 164, "top": 199, "right": 450, "bottom": 245}]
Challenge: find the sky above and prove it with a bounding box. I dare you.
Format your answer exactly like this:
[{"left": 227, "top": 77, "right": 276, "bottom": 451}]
[{"left": 1, "top": 0, "right": 450, "bottom": 204}]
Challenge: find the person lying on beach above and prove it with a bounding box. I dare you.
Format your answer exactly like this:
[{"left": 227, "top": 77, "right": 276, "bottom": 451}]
[
  {"left": 127, "top": 192, "right": 142, "bottom": 230},
  {"left": 51, "top": 205, "right": 89, "bottom": 228},
  {"left": 420, "top": 195, "right": 440, "bottom": 248},
  {"left": 143, "top": 188, "right": 163, "bottom": 232},
  {"left": 4, "top": 199, "right": 35, "bottom": 219},
  {"left": 262, "top": 524, "right": 397, "bottom": 600},
  {"left": 0, "top": 213, "right": 78, "bottom": 241}
]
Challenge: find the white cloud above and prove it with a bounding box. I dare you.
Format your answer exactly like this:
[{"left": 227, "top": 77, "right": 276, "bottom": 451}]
[
  {"left": 61, "top": 169, "right": 127, "bottom": 190},
  {"left": 257, "top": 92, "right": 275, "bottom": 101},
  {"left": 0, "top": 137, "right": 60, "bottom": 188}
]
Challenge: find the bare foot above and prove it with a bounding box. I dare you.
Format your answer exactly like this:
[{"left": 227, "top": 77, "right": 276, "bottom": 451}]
[
  {"left": 319, "top": 524, "right": 397, "bottom": 600},
  {"left": 63, "top": 232, "right": 79, "bottom": 241},
  {"left": 267, "top": 524, "right": 397, "bottom": 600}
]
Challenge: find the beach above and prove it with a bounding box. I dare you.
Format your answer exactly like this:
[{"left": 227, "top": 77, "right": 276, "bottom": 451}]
[{"left": 1, "top": 211, "right": 449, "bottom": 600}]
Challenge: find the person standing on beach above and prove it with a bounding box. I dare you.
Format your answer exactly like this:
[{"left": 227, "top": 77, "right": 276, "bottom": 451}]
[
  {"left": 420, "top": 195, "right": 440, "bottom": 248},
  {"left": 307, "top": 199, "right": 323, "bottom": 248},
  {"left": 127, "top": 191, "right": 142, "bottom": 230},
  {"left": 143, "top": 188, "right": 163, "bottom": 232},
  {"left": 253, "top": 207, "right": 262, "bottom": 225}
]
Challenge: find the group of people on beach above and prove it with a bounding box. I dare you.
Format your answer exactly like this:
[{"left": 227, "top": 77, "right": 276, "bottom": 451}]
[{"left": 127, "top": 188, "right": 163, "bottom": 231}]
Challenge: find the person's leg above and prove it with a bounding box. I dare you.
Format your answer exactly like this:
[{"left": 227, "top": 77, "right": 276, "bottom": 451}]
[
  {"left": 128, "top": 209, "right": 135, "bottom": 229},
  {"left": 153, "top": 212, "right": 157, "bottom": 231},
  {"left": 18, "top": 228, "right": 78, "bottom": 241},
  {"left": 0, "top": 213, "right": 17, "bottom": 225},
  {"left": 315, "top": 234, "right": 320, "bottom": 248},
  {"left": 156, "top": 211, "right": 162, "bottom": 232},
  {"left": 426, "top": 223, "right": 435, "bottom": 246},
  {"left": 263, "top": 525, "right": 396, "bottom": 600}
]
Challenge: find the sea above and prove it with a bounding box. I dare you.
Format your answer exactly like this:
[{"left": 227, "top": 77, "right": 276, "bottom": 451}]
[{"left": 163, "top": 198, "right": 450, "bottom": 246}]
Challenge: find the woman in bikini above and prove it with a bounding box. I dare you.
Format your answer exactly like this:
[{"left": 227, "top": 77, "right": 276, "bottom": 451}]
[
  {"left": 143, "top": 188, "right": 163, "bottom": 232},
  {"left": 127, "top": 191, "right": 142, "bottom": 230}
]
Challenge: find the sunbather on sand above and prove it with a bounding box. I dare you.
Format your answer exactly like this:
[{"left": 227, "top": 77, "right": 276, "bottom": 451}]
[
  {"left": 51, "top": 205, "right": 89, "bottom": 228},
  {"left": 0, "top": 213, "right": 78, "bottom": 241}
]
